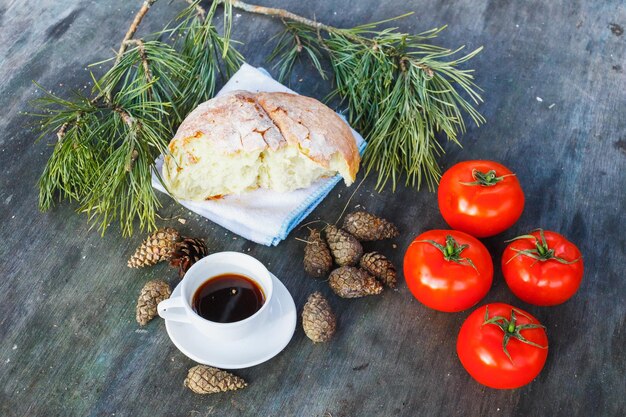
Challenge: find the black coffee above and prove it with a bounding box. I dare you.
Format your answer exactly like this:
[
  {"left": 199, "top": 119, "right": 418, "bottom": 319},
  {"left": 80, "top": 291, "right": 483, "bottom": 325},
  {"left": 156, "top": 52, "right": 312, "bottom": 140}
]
[{"left": 192, "top": 274, "right": 265, "bottom": 323}]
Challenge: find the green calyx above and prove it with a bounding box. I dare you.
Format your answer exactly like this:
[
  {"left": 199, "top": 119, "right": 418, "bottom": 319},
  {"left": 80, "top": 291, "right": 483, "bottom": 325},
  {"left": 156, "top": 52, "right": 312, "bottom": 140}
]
[
  {"left": 505, "top": 228, "right": 581, "bottom": 265},
  {"left": 460, "top": 169, "right": 515, "bottom": 187},
  {"left": 482, "top": 306, "right": 547, "bottom": 363},
  {"left": 419, "top": 235, "right": 478, "bottom": 271}
]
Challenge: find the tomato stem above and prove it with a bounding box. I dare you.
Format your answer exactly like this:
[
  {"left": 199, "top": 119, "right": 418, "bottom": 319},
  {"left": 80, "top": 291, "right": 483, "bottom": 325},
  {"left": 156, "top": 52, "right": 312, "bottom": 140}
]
[
  {"left": 482, "top": 306, "right": 548, "bottom": 364},
  {"left": 505, "top": 228, "right": 581, "bottom": 265},
  {"left": 417, "top": 235, "right": 478, "bottom": 272},
  {"left": 445, "top": 239, "right": 456, "bottom": 257},
  {"left": 459, "top": 169, "right": 516, "bottom": 187}
]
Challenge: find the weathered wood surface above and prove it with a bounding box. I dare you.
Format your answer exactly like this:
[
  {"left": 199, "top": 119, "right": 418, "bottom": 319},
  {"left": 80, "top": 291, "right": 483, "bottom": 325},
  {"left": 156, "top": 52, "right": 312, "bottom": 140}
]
[{"left": 0, "top": 0, "right": 624, "bottom": 416}]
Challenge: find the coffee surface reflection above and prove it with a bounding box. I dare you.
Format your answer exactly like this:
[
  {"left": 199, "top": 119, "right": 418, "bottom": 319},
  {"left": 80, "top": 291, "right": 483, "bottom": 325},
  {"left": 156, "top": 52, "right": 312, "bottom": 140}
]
[{"left": 192, "top": 274, "right": 265, "bottom": 323}]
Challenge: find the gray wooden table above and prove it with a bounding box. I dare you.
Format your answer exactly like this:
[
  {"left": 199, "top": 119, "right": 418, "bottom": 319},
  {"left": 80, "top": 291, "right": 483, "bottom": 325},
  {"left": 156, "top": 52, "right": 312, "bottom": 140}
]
[{"left": 1, "top": 1, "right": 625, "bottom": 416}]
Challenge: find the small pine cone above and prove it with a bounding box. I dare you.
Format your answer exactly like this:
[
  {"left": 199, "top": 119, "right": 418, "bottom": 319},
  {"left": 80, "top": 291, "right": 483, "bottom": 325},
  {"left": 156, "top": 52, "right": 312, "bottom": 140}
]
[
  {"left": 342, "top": 211, "right": 399, "bottom": 241},
  {"left": 128, "top": 227, "right": 181, "bottom": 268},
  {"left": 184, "top": 365, "right": 247, "bottom": 394},
  {"left": 303, "top": 229, "right": 333, "bottom": 278},
  {"left": 360, "top": 252, "right": 397, "bottom": 288},
  {"left": 328, "top": 266, "right": 383, "bottom": 298},
  {"left": 325, "top": 225, "right": 363, "bottom": 266},
  {"left": 136, "top": 279, "right": 171, "bottom": 326},
  {"left": 169, "top": 237, "right": 209, "bottom": 278},
  {"left": 302, "top": 292, "right": 336, "bottom": 343}
]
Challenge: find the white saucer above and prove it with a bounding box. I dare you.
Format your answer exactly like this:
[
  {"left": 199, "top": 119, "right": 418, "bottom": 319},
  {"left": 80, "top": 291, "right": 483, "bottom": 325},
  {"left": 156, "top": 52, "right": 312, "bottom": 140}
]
[{"left": 164, "top": 272, "right": 296, "bottom": 369}]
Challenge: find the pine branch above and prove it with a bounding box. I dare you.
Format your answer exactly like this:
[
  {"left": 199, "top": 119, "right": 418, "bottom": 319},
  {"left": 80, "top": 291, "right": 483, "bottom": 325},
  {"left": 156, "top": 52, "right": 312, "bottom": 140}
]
[
  {"left": 31, "top": 0, "right": 241, "bottom": 237},
  {"left": 218, "top": 0, "right": 336, "bottom": 33},
  {"left": 55, "top": 0, "right": 159, "bottom": 143},
  {"left": 114, "top": 0, "right": 159, "bottom": 66},
  {"left": 231, "top": 0, "right": 484, "bottom": 190}
]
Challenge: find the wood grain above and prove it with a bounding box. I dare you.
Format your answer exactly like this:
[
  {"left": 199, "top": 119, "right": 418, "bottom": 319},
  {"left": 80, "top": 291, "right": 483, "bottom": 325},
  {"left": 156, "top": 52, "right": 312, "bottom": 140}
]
[{"left": 0, "top": 0, "right": 624, "bottom": 416}]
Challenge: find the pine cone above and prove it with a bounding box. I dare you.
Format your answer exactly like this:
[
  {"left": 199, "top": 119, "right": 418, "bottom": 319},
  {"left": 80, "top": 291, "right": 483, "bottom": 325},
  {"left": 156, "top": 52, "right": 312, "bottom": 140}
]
[
  {"left": 325, "top": 225, "right": 363, "bottom": 266},
  {"left": 342, "top": 211, "right": 399, "bottom": 241},
  {"left": 136, "top": 280, "right": 171, "bottom": 326},
  {"left": 184, "top": 365, "right": 247, "bottom": 394},
  {"left": 360, "top": 252, "right": 397, "bottom": 288},
  {"left": 303, "top": 229, "right": 333, "bottom": 278},
  {"left": 128, "top": 227, "right": 181, "bottom": 268},
  {"left": 302, "top": 292, "right": 336, "bottom": 343},
  {"left": 169, "top": 237, "right": 209, "bottom": 278},
  {"left": 328, "top": 266, "right": 383, "bottom": 298}
]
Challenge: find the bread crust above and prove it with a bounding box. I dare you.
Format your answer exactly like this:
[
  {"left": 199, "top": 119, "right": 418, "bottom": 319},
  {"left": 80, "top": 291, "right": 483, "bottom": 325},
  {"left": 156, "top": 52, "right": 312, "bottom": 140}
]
[
  {"left": 163, "top": 91, "right": 360, "bottom": 198},
  {"left": 167, "top": 91, "right": 285, "bottom": 155},
  {"left": 256, "top": 92, "right": 360, "bottom": 181}
]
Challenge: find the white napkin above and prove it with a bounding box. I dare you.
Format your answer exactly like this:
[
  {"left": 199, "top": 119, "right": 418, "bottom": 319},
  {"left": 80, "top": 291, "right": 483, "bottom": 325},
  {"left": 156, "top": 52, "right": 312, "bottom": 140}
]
[{"left": 152, "top": 63, "right": 366, "bottom": 246}]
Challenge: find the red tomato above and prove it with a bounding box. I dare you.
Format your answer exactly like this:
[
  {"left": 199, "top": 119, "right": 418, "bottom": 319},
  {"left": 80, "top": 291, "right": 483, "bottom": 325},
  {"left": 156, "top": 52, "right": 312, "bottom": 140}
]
[
  {"left": 438, "top": 160, "right": 525, "bottom": 238},
  {"left": 457, "top": 303, "right": 548, "bottom": 389},
  {"left": 403, "top": 230, "right": 493, "bottom": 312},
  {"left": 502, "top": 229, "right": 584, "bottom": 306}
]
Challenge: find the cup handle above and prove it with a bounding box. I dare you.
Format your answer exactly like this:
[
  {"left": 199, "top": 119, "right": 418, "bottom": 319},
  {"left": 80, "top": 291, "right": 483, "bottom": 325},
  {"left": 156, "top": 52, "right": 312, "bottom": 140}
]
[{"left": 157, "top": 296, "right": 188, "bottom": 322}]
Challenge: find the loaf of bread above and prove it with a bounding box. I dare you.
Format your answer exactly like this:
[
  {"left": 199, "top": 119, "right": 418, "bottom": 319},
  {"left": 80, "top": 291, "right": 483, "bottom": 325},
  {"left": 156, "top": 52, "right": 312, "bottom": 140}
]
[{"left": 162, "top": 91, "right": 360, "bottom": 201}]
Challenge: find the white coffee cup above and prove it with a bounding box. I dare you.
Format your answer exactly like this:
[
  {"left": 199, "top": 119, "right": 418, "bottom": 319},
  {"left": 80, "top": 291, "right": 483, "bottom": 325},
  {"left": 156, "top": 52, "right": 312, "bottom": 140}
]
[{"left": 157, "top": 251, "right": 274, "bottom": 340}]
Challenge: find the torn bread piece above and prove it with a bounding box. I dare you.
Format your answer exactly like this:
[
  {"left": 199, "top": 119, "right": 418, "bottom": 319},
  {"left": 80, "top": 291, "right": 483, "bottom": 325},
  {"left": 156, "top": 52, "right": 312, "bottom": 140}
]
[{"left": 162, "top": 90, "right": 360, "bottom": 200}]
